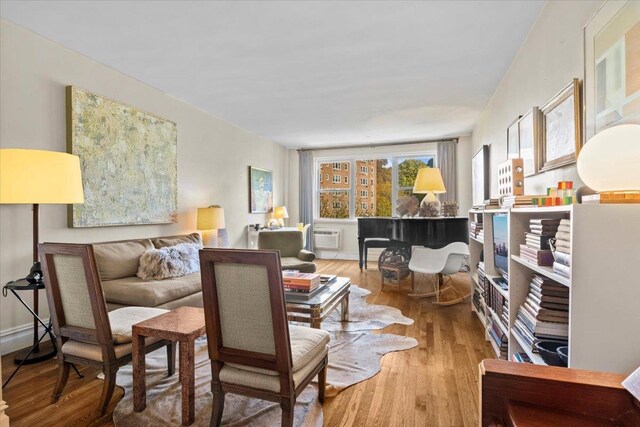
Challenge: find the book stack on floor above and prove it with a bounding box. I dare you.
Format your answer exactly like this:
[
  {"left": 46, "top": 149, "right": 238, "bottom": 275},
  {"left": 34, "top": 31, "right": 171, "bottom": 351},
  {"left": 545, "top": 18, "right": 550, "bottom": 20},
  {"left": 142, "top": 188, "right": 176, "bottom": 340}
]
[
  {"left": 513, "top": 274, "right": 569, "bottom": 355},
  {"left": 520, "top": 218, "right": 561, "bottom": 266},
  {"left": 552, "top": 219, "right": 571, "bottom": 279},
  {"left": 488, "top": 317, "right": 508, "bottom": 359},
  {"left": 470, "top": 212, "right": 483, "bottom": 240},
  {"left": 283, "top": 272, "right": 322, "bottom": 295}
]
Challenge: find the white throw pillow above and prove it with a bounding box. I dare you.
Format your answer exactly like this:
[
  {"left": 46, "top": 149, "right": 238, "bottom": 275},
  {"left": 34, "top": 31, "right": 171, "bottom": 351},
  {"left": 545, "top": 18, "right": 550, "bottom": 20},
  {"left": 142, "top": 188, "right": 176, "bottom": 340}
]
[{"left": 137, "top": 243, "right": 200, "bottom": 280}]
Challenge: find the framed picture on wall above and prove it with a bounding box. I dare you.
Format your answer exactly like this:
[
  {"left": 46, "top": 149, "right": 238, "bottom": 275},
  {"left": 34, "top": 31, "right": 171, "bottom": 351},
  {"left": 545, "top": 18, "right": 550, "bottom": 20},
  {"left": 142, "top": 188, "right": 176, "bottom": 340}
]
[
  {"left": 472, "top": 145, "right": 490, "bottom": 207},
  {"left": 584, "top": 0, "right": 640, "bottom": 141},
  {"left": 518, "top": 107, "right": 542, "bottom": 177},
  {"left": 540, "top": 79, "right": 582, "bottom": 171},
  {"left": 249, "top": 166, "right": 273, "bottom": 214},
  {"left": 507, "top": 116, "right": 521, "bottom": 159}
]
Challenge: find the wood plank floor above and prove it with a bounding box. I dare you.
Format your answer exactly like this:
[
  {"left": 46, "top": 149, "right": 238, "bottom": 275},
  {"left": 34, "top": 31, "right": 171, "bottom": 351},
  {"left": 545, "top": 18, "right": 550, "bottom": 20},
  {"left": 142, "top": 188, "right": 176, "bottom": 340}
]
[{"left": 2, "top": 259, "right": 494, "bottom": 426}]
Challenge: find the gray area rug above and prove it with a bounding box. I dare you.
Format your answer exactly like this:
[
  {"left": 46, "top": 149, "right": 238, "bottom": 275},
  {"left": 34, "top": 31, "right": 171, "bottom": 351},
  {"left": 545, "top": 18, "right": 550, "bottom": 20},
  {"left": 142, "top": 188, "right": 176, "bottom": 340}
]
[{"left": 113, "top": 285, "right": 417, "bottom": 426}]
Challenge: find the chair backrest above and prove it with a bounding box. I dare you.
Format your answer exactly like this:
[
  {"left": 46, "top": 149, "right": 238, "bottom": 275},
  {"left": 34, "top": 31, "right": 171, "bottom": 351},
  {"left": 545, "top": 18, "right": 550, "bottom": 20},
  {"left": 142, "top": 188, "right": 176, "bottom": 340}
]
[
  {"left": 199, "top": 249, "right": 294, "bottom": 390},
  {"left": 258, "top": 230, "right": 303, "bottom": 257},
  {"left": 409, "top": 242, "right": 469, "bottom": 275},
  {"left": 39, "top": 243, "right": 114, "bottom": 352}
]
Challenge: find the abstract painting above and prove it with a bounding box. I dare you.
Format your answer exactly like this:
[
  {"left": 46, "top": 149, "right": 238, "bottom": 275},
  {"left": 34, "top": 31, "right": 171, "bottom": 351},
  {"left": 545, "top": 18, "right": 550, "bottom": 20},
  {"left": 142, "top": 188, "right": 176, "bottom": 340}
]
[
  {"left": 67, "top": 86, "right": 177, "bottom": 227},
  {"left": 507, "top": 117, "right": 520, "bottom": 159},
  {"left": 518, "top": 108, "right": 541, "bottom": 177},
  {"left": 585, "top": 0, "right": 640, "bottom": 140},
  {"left": 249, "top": 166, "right": 273, "bottom": 213}
]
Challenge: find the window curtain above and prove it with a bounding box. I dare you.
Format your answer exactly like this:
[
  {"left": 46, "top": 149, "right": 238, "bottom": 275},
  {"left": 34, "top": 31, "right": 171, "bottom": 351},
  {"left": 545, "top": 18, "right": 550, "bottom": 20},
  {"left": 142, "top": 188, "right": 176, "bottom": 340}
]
[
  {"left": 437, "top": 141, "right": 456, "bottom": 203},
  {"left": 298, "top": 150, "right": 314, "bottom": 251}
]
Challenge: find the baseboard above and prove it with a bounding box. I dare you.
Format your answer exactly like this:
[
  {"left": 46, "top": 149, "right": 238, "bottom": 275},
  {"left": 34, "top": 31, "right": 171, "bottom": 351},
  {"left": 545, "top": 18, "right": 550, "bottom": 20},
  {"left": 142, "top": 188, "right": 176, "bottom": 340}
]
[
  {"left": 316, "top": 251, "right": 359, "bottom": 260},
  {"left": 0, "top": 320, "right": 50, "bottom": 356}
]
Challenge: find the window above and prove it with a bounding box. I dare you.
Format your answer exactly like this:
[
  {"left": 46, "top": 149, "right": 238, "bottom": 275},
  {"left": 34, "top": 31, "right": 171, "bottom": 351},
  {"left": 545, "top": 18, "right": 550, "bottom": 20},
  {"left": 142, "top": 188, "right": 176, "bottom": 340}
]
[
  {"left": 344, "top": 163, "right": 349, "bottom": 171},
  {"left": 332, "top": 175, "right": 341, "bottom": 184},
  {"left": 333, "top": 201, "right": 341, "bottom": 209},
  {"left": 361, "top": 202, "right": 367, "bottom": 210},
  {"left": 360, "top": 190, "right": 368, "bottom": 197},
  {"left": 325, "top": 174, "right": 329, "bottom": 180},
  {"left": 319, "top": 161, "right": 350, "bottom": 219},
  {"left": 332, "top": 162, "right": 341, "bottom": 170},
  {"left": 360, "top": 166, "right": 368, "bottom": 173},
  {"left": 360, "top": 178, "right": 368, "bottom": 186},
  {"left": 344, "top": 176, "right": 349, "bottom": 184}
]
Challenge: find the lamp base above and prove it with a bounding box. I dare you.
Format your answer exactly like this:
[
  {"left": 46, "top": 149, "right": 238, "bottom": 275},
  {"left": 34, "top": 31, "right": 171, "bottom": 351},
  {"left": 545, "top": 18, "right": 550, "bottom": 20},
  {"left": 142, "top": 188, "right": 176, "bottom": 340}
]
[
  {"left": 13, "top": 341, "right": 56, "bottom": 365},
  {"left": 419, "top": 193, "right": 441, "bottom": 217}
]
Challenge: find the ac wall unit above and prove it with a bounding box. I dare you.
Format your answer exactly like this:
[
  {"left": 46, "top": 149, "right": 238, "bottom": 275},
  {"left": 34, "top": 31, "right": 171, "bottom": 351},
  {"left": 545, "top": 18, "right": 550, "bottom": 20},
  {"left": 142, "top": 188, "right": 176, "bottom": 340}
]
[{"left": 313, "top": 229, "right": 341, "bottom": 250}]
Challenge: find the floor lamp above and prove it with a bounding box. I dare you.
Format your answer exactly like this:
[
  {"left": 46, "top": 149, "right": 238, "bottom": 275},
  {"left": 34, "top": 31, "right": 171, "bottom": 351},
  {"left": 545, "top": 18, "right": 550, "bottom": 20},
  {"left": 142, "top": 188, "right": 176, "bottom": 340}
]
[{"left": 0, "top": 149, "right": 84, "bottom": 363}]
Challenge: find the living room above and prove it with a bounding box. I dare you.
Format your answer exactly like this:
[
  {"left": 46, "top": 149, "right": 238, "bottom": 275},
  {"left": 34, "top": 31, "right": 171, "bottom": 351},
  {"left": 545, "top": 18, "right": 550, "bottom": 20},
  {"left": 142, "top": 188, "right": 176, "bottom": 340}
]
[{"left": 1, "top": 1, "right": 639, "bottom": 426}]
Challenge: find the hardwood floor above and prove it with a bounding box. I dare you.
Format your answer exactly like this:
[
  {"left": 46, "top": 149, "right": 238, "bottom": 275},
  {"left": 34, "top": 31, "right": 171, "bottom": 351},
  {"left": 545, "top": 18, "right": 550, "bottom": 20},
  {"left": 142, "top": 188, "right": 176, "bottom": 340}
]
[{"left": 2, "top": 259, "right": 494, "bottom": 426}]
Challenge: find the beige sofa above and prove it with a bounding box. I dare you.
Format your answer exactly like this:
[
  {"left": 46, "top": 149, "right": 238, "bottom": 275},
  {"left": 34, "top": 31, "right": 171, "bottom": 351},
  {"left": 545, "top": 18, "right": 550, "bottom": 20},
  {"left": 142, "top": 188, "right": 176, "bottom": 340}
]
[{"left": 92, "top": 233, "right": 203, "bottom": 311}]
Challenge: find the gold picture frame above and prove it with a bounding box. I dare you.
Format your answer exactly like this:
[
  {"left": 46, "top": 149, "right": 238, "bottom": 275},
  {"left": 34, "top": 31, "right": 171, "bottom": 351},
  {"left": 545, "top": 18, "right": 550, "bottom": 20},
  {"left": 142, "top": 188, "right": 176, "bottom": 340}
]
[
  {"left": 517, "top": 107, "right": 542, "bottom": 177},
  {"left": 540, "top": 79, "right": 583, "bottom": 171}
]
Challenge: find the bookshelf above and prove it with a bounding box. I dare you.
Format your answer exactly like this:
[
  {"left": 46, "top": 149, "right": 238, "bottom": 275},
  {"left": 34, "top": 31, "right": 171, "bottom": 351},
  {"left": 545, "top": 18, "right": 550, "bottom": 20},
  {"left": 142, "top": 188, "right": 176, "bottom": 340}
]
[{"left": 468, "top": 204, "right": 640, "bottom": 374}]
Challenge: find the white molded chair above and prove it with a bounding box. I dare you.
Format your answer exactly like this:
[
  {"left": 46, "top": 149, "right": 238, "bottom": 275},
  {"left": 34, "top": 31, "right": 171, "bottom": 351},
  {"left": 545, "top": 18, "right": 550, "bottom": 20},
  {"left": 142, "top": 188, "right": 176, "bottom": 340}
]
[{"left": 408, "top": 242, "right": 470, "bottom": 306}]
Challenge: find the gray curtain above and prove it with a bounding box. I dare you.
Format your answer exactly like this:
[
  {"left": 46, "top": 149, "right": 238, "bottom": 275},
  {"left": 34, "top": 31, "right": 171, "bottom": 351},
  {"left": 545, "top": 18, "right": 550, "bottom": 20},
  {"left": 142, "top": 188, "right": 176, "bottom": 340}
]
[
  {"left": 437, "top": 140, "right": 457, "bottom": 203},
  {"left": 298, "top": 150, "right": 314, "bottom": 251}
]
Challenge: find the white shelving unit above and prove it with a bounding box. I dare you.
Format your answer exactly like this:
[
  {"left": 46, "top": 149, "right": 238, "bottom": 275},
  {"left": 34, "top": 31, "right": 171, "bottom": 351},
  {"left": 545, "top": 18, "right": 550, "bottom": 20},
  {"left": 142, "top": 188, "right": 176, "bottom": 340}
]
[{"left": 469, "top": 204, "right": 640, "bottom": 374}]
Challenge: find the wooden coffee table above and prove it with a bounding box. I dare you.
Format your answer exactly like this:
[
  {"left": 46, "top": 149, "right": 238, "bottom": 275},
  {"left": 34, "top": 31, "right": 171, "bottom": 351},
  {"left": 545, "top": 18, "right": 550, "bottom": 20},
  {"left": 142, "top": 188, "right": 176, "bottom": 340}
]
[
  {"left": 132, "top": 306, "right": 206, "bottom": 426},
  {"left": 285, "top": 276, "right": 350, "bottom": 328}
]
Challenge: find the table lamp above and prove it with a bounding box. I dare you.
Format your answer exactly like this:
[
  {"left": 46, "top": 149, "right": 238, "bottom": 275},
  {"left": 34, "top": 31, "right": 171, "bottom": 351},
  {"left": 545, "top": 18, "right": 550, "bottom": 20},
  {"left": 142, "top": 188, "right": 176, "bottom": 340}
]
[
  {"left": 0, "top": 148, "right": 84, "bottom": 363},
  {"left": 273, "top": 206, "right": 289, "bottom": 227},
  {"left": 197, "top": 205, "right": 226, "bottom": 247},
  {"left": 413, "top": 167, "right": 446, "bottom": 216},
  {"left": 577, "top": 124, "right": 640, "bottom": 203}
]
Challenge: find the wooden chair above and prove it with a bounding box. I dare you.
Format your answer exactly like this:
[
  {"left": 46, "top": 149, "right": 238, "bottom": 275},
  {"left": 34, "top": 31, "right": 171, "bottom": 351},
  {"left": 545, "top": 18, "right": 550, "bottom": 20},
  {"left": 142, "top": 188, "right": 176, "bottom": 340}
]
[
  {"left": 39, "top": 243, "right": 176, "bottom": 415},
  {"left": 199, "top": 249, "right": 330, "bottom": 427},
  {"left": 480, "top": 359, "right": 640, "bottom": 426}
]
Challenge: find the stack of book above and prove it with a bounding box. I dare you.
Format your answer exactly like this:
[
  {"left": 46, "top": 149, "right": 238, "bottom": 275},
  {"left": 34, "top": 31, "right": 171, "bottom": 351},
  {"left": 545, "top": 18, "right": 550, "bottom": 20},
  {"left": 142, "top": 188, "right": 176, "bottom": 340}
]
[
  {"left": 487, "top": 279, "right": 508, "bottom": 333},
  {"left": 483, "top": 199, "right": 500, "bottom": 210},
  {"left": 488, "top": 318, "right": 508, "bottom": 359},
  {"left": 513, "top": 274, "right": 569, "bottom": 354},
  {"left": 282, "top": 272, "right": 321, "bottom": 293},
  {"left": 478, "top": 261, "right": 488, "bottom": 301},
  {"left": 470, "top": 221, "right": 483, "bottom": 240},
  {"left": 552, "top": 219, "right": 571, "bottom": 279},
  {"left": 501, "top": 195, "right": 544, "bottom": 208},
  {"left": 519, "top": 218, "right": 561, "bottom": 266},
  {"left": 511, "top": 352, "right": 532, "bottom": 363}
]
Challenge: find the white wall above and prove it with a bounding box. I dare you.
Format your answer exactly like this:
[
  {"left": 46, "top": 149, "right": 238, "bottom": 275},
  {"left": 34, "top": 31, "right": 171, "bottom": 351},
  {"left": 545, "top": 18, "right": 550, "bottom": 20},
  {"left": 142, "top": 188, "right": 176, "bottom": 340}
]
[
  {"left": 0, "top": 20, "right": 287, "bottom": 353},
  {"left": 287, "top": 136, "right": 473, "bottom": 260},
  {"left": 471, "top": 0, "right": 604, "bottom": 196}
]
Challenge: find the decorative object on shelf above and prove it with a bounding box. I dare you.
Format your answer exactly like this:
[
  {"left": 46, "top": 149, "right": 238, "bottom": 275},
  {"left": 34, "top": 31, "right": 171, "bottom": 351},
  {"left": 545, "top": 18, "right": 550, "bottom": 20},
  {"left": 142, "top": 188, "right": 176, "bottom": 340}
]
[
  {"left": 530, "top": 181, "right": 575, "bottom": 207},
  {"left": 507, "top": 116, "right": 521, "bottom": 159},
  {"left": 272, "top": 205, "right": 289, "bottom": 227},
  {"left": 395, "top": 195, "right": 419, "bottom": 217},
  {"left": 67, "top": 86, "right": 177, "bottom": 227},
  {"left": 0, "top": 148, "right": 84, "bottom": 364},
  {"left": 196, "top": 205, "right": 226, "bottom": 247},
  {"left": 413, "top": 167, "right": 446, "bottom": 216},
  {"left": 540, "top": 79, "right": 583, "bottom": 171},
  {"left": 498, "top": 159, "right": 524, "bottom": 197},
  {"left": 249, "top": 166, "right": 273, "bottom": 213},
  {"left": 518, "top": 107, "right": 542, "bottom": 177},
  {"left": 584, "top": 1, "right": 640, "bottom": 141},
  {"left": 577, "top": 124, "right": 640, "bottom": 204},
  {"left": 535, "top": 341, "right": 567, "bottom": 367},
  {"left": 472, "top": 145, "right": 490, "bottom": 208},
  {"left": 441, "top": 201, "right": 459, "bottom": 217}
]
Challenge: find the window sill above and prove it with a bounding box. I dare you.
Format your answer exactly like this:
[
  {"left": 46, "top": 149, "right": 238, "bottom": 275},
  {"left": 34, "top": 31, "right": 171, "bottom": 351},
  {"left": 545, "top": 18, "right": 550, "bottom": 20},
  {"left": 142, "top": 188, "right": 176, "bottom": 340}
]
[{"left": 314, "top": 218, "right": 358, "bottom": 225}]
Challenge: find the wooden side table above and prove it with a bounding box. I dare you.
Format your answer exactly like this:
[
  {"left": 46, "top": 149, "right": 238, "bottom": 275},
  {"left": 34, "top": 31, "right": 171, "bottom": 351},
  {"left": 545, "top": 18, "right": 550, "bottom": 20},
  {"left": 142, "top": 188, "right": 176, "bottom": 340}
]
[
  {"left": 380, "top": 262, "right": 410, "bottom": 291},
  {"left": 132, "top": 306, "right": 206, "bottom": 426}
]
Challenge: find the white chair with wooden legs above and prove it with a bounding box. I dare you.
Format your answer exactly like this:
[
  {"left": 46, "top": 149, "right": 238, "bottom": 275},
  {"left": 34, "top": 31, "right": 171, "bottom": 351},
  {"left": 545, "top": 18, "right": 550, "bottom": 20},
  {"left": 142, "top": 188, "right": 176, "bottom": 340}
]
[{"left": 408, "top": 241, "right": 470, "bottom": 306}]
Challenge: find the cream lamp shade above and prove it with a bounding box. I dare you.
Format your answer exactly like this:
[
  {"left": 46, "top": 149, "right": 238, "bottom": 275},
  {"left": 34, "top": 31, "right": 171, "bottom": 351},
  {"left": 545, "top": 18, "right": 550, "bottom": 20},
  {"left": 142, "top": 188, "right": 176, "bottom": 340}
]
[
  {"left": 413, "top": 167, "right": 446, "bottom": 194},
  {"left": 0, "top": 149, "right": 84, "bottom": 204},
  {"left": 273, "top": 206, "right": 289, "bottom": 219},
  {"left": 196, "top": 206, "right": 225, "bottom": 230},
  {"left": 577, "top": 124, "right": 640, "bottom": 192}
]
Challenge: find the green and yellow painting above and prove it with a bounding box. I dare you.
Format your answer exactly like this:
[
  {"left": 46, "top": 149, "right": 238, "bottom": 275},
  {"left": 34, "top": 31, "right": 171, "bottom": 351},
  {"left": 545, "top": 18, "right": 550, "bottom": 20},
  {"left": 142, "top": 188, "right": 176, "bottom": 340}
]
[{"left": 67, "top": 86, "right": 177, "bottom": 227}]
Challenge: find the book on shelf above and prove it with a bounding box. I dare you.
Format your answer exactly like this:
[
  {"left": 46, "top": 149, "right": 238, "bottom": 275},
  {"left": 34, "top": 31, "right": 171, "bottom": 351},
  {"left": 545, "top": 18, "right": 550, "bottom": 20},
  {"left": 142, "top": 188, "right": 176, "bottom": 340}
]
[
  {"left": 518, "top": 307, "right": 568, "bottom": 337},
  {"left": 512, "top": 352, "right": 533, "bottom": 363},
  {"left": 519, "top": 244, "right": 554, "bottom": 266},
  {"left": 553, "top": 251, "right": 571, "bottom": 267},
  {"left": 530, "top": 218, "right": 563, "bottom": 226},
  {"left": 553, "top": 262, "right": 571, "bottom": 279},
  {"left": 525, "top": 233, "right": 553, "bottom": 249},
  {"left": 555, "top": 231, "right": 570, "bottom": 241}
]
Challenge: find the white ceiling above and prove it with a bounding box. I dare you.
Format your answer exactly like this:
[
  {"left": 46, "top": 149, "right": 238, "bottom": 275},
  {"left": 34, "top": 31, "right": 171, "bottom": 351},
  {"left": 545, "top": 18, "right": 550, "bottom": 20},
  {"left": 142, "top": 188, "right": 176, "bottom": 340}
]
[{"left": 1, "top": 1, "right": 545, "bottom": 148}]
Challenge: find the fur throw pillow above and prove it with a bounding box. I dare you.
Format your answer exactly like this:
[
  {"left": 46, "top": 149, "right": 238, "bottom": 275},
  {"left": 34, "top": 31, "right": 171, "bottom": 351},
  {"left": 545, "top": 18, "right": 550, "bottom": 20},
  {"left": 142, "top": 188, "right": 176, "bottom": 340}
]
[{"left": 137, "top": 243, "right": 200, "bottom": 281}]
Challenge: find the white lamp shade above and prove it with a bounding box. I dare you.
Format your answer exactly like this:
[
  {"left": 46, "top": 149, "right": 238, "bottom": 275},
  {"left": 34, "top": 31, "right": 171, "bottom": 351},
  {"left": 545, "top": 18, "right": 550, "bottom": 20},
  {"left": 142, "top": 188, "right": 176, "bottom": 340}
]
[
  {"left": 577, "top": 124, "right": 640, "bottom": 192},
  {"left": 273, "top": 206, "right": 289, "bottom": 219},
  {"left": 412, "top": 167, "right": 446, "bottom": 194},
  {"left": 197, "top": 206, "right": 225, "bottom": 230}
]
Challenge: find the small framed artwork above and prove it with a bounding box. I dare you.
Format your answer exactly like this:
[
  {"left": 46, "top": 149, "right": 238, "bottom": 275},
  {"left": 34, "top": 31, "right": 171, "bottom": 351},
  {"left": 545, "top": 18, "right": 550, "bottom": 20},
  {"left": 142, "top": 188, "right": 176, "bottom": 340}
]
[
  {"left": 507, "top": 116, "right": 521, "bottom": 159},
  {"left": 518, "top": 107, "right": 542, "bottom": 177},
  {"left": 540, "top": 79, "right": 582, "bottom": 171},
  {"left": 472, "top": 145, "right": 490, "bottom": 207},
  {"left": 249, "top": 166, "right": 273, "bottom": 214},
  {"left": 584, "top": 0, "right": 640, "bottom": 141}
]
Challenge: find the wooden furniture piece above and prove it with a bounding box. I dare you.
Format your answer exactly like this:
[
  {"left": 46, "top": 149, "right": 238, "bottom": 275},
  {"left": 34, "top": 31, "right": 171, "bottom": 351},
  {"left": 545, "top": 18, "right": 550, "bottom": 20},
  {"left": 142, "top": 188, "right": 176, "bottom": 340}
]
[
  {"left": 285, "top": 276, "right": 350, "bottom": 328},
  {"left": 469, "top": 205, "right": 640, "bottom": 373},
  {"left": 480, "top": 359, "right": 640, "bottom": 426},
  {"left": 39, "top": 243, "right": 175, "bottom": 416},
  {"left": 357, "top": 216, "right": 469, "bottom": 270},
  {"left": 133, "top": 306, "right": 206, "bottom": 426},
  {"left": 380, "top": 262, "right": 409, "bottom": 291},
  {"left": 199, "top": 248, "right": 330, "bottom": 427},
  {"left": 258, "top": 230, "right": 317, "bottom": 273}
]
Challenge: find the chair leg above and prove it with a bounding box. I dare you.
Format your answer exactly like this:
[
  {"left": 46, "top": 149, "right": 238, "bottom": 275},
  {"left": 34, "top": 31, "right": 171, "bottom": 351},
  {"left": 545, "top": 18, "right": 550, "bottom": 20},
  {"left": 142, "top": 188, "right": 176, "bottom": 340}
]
[
  {"left": 210, "top": 380, "right": 225, "bottom": 427},
  {"left": 318, "top": 358, "right": 327, "bottom": 404},
  {"left": 98, "top": 364, "right": 118, "bottom": 416},
  {"left": 51, "top": 360, "right": 71, "bottom": 403},
  {"left": 167, "top": 341, "right": 177, "bottom": 376},
  {"left": 281, "top": 397, "right": 295, "bottom": 427}
]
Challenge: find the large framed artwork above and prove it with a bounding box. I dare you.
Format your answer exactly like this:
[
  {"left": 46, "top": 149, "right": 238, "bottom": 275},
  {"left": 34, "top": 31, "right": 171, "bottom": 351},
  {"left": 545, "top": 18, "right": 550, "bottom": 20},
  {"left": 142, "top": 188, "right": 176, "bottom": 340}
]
[
  {"left": 584, "top": 0, "right": 640, "bottom": 141},
  {"left": 540, "top": 79, "right": 583, "bottom": 171},
  {"left": 67, "top": 86, "right": 177, "bottom": 227},
  {"left": 518, "top": 107, "right": 542, "bottom": 177},
  {"left": 249, "top": 166, "right": 273, "bottom": 213},
  {"left": 472, "top": 145, "right": 490, "bottom": 207},
  {"left": 507, "top": 116, "right": 521, "bottom": 159}
]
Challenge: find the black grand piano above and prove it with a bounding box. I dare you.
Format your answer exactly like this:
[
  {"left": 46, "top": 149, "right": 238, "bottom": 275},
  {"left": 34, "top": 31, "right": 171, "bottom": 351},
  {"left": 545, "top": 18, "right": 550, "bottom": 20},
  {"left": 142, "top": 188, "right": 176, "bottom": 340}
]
[{"left": 357, "top": 217, "right": 469, "bottom": 269}]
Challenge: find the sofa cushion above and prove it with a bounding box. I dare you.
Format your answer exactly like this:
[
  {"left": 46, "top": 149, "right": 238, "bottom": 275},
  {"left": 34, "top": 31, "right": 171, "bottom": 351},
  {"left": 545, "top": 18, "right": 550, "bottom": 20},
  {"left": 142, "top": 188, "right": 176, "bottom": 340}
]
[
  {"left": 93, "top": 239, "right": 154, "bottom": 281},
  {"left": 109, "top": 306, "right": 169, "bottom": 344},
  {"left": 280, "top": 257, "right": 316, "bottom": 273},
  {"left": 61, "top": 337, "right": 162, "bottom": 362},
  {"left": 102, "top": 272, "right": 201, "bottom": 307},
  {"left": 151, "top": 233, "right": 201, "bottom": 249},
  {"left": 137, "top": 243, "right": 200, "bottom": 280}
]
